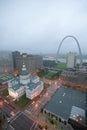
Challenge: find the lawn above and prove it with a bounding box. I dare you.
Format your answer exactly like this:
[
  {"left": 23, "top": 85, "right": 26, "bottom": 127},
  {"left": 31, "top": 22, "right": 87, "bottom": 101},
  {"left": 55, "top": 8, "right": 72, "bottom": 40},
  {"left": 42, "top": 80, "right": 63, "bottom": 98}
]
[
  {"left": 37, "top": 69, "right": 60, "bottom": 80},
  {"left": 17, "top": 94, "right": 31, "bottom": 107},
  {"left": 43, "top": 60, "right": 66, "bottom": 70},
  {"left": 2, "top": 89, "right": 9, "bottom": 96},
  {"left": 56, "top": 62, "right": 66, "bottom": 70},
  {"left": 45, "top": 71, "right": 61, "bottom": 80},
  {"left": 44, "top": 72, "right": 54, "bottom": 79}
]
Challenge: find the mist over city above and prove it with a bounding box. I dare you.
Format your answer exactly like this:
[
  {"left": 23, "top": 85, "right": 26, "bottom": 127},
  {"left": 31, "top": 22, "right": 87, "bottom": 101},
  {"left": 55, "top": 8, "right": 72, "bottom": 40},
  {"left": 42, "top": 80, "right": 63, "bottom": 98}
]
[
  {"left": 0, "top": 1, "right": 87, "bottom": 130},
  {"left": 0, "top": 0, "right": 87, "bottom": 54}
]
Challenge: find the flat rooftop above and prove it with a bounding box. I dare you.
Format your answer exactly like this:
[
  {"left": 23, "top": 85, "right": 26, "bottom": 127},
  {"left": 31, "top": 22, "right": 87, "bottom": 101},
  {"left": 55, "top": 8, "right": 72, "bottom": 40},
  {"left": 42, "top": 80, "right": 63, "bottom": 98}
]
[
  {"left": 27, "top": 81, "right": 42, "bottom": 91},
  {"left": 45, "top": 87, "right": 87, "bottom": 122},
  {"left": 0, "top": 73, "right": 14, "bottom": 84},
  {"left": 11, "top": 77, "right": 21, "bottom": 91},
  {"left": 70, "top": 106, "right": 86, "bottom": 126}
]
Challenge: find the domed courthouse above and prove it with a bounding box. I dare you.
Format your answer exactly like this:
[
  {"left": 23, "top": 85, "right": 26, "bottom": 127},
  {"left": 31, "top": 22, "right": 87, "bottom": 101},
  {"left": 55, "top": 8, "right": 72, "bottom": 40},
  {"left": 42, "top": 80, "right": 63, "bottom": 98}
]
[{"left": 8, "top": 64, "right": 44, "bottom": 100}]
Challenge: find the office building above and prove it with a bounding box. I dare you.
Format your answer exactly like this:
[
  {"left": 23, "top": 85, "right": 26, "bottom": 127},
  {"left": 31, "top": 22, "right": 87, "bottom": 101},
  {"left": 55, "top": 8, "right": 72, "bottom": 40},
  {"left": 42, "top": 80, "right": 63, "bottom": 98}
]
[
  {"left": 12, "top": 51, "right": 20, "bottom": 70},
  {"left": 66, "top": 52, "right": 77, "bottom": 68},
  {"left": 12, "top": 51, "right": 43, "bottom": 73},
  {"left": 0, "top": 51, "right": 13, "bottom": 73}
]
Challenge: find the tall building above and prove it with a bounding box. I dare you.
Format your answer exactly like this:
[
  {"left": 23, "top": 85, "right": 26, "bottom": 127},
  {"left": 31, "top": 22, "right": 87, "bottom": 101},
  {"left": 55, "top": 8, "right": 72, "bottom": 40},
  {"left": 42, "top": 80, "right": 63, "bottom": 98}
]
[
  {"left": 66, "top": 52, "right": 77, "bottom": 68},
  {"left": 12, "top": 51, "right": 20, "bottom": 70},
  {"left": 12, "top": 51, "right": 43, "bottom": 73},
  {"left": 0, "top": 51, "right": 13, "bottom": 73}
]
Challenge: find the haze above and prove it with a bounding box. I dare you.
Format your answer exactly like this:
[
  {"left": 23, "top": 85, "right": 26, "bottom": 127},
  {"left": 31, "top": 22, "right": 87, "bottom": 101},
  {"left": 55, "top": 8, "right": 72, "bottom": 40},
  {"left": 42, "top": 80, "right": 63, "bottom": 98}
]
[{"left": 0, "top": 0, "right": 87, "bottom": 54}]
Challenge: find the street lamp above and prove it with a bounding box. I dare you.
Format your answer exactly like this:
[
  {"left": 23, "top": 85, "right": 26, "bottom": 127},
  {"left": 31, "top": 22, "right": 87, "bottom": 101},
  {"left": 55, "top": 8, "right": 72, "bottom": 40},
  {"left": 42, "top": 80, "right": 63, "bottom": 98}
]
[
  {"left": 0, "top": 100, "right": 3, "bottom": 107},
  {"left": 35, "top": 103, "right": 38, "bottom": 109}
]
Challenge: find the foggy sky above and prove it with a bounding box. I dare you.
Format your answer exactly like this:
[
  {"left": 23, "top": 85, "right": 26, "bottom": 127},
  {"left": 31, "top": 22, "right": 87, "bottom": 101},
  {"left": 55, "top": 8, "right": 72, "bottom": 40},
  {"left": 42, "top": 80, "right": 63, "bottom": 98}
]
[{"left": 0, "top": 0, "right": 87, "bottom": 54}]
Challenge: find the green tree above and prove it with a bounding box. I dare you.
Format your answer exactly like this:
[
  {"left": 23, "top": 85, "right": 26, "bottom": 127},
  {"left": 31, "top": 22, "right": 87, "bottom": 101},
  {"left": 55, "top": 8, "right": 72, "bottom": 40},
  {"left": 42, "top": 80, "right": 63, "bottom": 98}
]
[{"left": 0, "top": 117, "right": 4, "bottom": 128}]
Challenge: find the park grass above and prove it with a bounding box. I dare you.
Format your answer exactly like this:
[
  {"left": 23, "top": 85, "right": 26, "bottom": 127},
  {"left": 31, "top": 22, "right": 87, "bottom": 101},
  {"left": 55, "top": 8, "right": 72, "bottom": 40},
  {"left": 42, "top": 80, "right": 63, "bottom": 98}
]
[
  {"left": 17, "top": 94, "right": 31, "bottom": 107},
  {"left": 38, "top": 70, "right": 60, "bottom": 80},
  {"left": 37, "top": 61, "right": 66, "bottom": 79},
  {"left": 2, "top": 89, "right": 9, "bottom": 96},
  {"left": 43, "top": 60, "right": 66, "bottom": 70},
  {"left": 44, "top": 72, "right": 54, "bottom": 79},
  {"left": 56, "top": 62, "right": 66, "bottom": 70}
]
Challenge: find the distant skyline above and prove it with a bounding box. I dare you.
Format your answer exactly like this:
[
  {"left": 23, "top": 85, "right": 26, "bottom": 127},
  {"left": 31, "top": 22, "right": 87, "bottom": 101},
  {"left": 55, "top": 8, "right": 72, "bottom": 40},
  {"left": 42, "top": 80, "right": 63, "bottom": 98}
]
[{"left": 0, "top": 0, "right": 87, "bottom": 54}]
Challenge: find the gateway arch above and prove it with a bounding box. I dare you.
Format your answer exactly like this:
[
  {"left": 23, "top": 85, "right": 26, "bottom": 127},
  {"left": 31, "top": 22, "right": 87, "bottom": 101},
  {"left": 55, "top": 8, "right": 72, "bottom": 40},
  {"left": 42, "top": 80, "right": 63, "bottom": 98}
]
[{"left": 56, "top": 35, "right": 82, "bottom": 66}]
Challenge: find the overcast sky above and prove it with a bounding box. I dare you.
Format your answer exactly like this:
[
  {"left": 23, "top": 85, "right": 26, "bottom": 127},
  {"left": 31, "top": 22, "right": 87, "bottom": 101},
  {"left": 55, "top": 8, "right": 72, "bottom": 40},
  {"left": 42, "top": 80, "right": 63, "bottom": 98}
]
[{"left": 0, "top": 0, "right": 87, "bottom": 54}]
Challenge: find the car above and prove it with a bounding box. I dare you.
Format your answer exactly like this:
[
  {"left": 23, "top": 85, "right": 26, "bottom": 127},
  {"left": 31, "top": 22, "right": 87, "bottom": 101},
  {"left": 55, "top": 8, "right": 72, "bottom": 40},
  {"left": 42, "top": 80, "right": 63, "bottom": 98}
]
[
  {"left": 32, "top": 101, "right": 35, "bottom": 104},
  {"left": 4, "top": 100, "right": 9, "bottom": 104}
]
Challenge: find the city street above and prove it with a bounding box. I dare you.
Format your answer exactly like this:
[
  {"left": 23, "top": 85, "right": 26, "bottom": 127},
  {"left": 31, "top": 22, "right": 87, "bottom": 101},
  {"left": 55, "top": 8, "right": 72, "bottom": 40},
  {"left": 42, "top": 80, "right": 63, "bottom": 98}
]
[
  {"left": 0, "top": 79, "right": 61, "bottom": 130},
  {"left": 24, "top": 80, "right": 60, "bottom": 121}
]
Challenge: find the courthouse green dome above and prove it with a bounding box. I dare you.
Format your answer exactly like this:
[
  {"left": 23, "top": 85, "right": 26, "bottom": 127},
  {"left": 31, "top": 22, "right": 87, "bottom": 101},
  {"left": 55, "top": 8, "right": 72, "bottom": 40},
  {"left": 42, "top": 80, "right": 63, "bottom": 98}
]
[
  {"left": 20, "top": 63, "right": 29, "bottom": 76},
  {"left": 21, "top": 70, "right": 29, "bottom": 75}
]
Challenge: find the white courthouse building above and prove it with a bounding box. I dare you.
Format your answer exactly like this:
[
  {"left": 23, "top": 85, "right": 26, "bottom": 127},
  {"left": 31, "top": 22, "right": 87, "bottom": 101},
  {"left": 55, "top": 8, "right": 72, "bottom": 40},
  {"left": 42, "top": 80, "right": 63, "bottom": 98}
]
[{"left": 8, "top": 64, "right": 44, "bottom": 100}]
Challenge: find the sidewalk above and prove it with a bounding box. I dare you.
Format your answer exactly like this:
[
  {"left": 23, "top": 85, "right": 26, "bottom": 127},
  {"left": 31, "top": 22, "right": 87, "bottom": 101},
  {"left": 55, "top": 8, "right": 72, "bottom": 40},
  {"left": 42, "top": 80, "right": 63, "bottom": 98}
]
[{"left": 37, "top": 113, "right": 58, "bottom": 130}]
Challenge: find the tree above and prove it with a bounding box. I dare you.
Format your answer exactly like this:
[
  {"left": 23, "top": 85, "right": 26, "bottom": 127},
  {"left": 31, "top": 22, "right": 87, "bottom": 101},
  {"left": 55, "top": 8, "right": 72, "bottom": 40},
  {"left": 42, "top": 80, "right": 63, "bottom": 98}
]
[{"left": 0, "top": 117, "right": 4, "bottom": 129}]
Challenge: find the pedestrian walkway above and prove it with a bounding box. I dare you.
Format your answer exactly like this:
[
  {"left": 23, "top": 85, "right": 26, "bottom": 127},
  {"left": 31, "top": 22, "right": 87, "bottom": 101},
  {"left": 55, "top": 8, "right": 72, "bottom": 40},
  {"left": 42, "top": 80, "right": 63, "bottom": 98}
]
[{"left": 37, "top": 113, "right": 58, "bottom": 130}]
